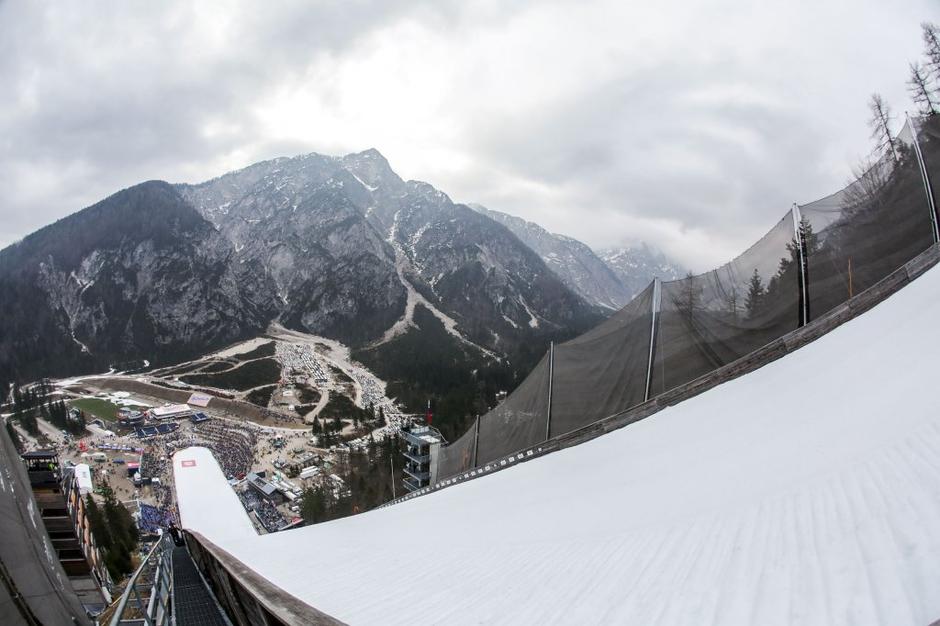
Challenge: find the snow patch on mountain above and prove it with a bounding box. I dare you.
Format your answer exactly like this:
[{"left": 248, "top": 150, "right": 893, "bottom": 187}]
[{"left": 472, "top": 205, "right": 684, "bottom": 309}]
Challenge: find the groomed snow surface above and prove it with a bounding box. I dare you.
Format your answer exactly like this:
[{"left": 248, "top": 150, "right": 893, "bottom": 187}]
[{"left": 175, "top": 263, "right": 940, "bottom": 626}]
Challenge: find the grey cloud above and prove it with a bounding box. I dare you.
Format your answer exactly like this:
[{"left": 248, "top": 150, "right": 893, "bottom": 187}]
[
  {"left": 465, "top": 66, "right": 836, "bottom": 243},
  {"left": 0, "top": 0, "right": 934, "bottom": 271}
]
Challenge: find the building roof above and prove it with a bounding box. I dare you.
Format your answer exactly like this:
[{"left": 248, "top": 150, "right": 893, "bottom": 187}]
[
  {"left": 173, "top": 447, "right": 257, "bottom": 544},
  {"left": 151, "top": 404, "right": 192, "bottom": 417},
  {"left": 249, "top": 476, "right": 279, "bottom": 497},
  {"left": 401, "top": 424, "right": 444, "bottom": 446},
  {"left": 21, "top": 449, "right": 58, "bottom": 459}
]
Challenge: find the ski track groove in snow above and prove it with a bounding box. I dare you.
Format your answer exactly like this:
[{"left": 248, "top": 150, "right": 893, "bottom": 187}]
[{"left": 174, "top": 263, "right": 940, "bottom": 625}]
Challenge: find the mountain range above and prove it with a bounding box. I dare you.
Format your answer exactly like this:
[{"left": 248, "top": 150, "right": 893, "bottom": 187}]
[
  {"left": 474, "top": 205, "right": 684, "bottom": 309},
  {"left": 0, "top": 149, "right": 683, "bottom": 388}
]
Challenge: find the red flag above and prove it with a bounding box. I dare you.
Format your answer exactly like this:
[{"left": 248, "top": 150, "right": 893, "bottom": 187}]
[{"left": 426, "top": 399, "right": 433, "bottom": 425}]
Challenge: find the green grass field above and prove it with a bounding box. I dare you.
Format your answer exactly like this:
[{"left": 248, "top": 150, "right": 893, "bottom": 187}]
[{"left": 70, "top": 398, "right": 121, "bottom": 421}]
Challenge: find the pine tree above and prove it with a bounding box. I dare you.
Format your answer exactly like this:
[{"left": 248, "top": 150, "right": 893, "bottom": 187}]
[
  {"left": 869, "top": 93, "right": 899, "bottom": 163},
  {"left": 909, "top": 62, "right": 938, "bottom": 117},
  {"left": 300, "top": 487, "right": 327, "bottom": 523},
  {"left": 12, "top": 383, "right": 23, "bottom": 412},
  {"left": 5, "top": 420, "right": 23, "bottom": 453},
  {"left": 745, "top": 269, "right": 766, "bottom": 319},
  {"left": 673, "top": 272, "right": 702, "bottom": 322},
  {"left": 923, "top": 22, "right": 940, "bottom": 83},
  {"left": 17, "top": 409, "right": 38, "bottom": 437}
]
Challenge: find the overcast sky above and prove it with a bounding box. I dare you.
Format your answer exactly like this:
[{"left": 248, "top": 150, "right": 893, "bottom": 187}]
[{"left": 0, "top": 0, "right": 935, "bottom": 270}]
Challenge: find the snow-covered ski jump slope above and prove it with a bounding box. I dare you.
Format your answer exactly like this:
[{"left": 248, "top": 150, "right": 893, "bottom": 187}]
[{"left": 175, "top": 260, "right": 940, "bottom": 626}]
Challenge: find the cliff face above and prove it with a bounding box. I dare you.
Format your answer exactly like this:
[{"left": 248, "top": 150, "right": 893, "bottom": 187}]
[
  {"left": 0, "top": 181, "right": 268, "bottom": 380},
  {"left": 179, "top": 149, "right": 598, "bottom": 356},
  {"left": 474, "top": 205, "right": 686, "bottom": 309},
  {"left": 1, "top": 150, "right": 600, "bottom": 382}
]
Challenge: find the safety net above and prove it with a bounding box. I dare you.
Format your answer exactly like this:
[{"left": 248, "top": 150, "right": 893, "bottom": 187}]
[
  {"left": 913, "top": 115, "right": 940, "bottom": 234},
  {"left": 434, "top": 117, "right": 938, "bottom": 483},
  {"left": 648, "top": 214, "right": 801, "bottom": 396},
  {"left": 436, "top": 420, "right": 476, "bottom": 478},
  {"left": 549, "top": 283, "right": 654, "bottom": 438},
  {"left": 800, "top": 119, "right": 936, "bottom": 320},
  {"left": 475, "top": 352, "right": 552, "bottom": 465}
]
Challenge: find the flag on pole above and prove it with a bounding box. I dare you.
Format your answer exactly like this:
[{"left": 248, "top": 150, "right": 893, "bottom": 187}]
[{"left": 426, "top": 399, "right": 433, "bottom": 425}]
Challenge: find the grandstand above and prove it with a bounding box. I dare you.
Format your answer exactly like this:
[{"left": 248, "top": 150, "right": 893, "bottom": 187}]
[
  {"left": 134, "top": 422, "right": 179, "bottom": 439},
  {"left": 138, "top": 503, "right": 176, "bottom": 534}
]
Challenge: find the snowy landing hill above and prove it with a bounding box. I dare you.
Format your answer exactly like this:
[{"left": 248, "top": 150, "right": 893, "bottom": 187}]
[{"left": 176, "top": 249, "right": 940, "bottom": 626}]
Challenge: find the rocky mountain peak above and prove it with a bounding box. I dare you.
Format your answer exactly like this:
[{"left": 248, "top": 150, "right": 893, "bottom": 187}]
[{"left": 340, "top": 148, "right": 403, "bottom": 192}]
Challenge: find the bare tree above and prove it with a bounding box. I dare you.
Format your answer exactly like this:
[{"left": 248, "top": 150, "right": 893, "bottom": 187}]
[
  {"left": 671, "top": 271, "right": 703, "bottom": 323},
  {"left": 908, "top": 62, "right": 938, "bottom": 116},
  {"left": 868, "top": 93, "right": 899, "bottom": 163},
  {"left": 923, "top": 22, "right": 940, "bottom": 82},
  {"left": 844, "top": 155, "right": 893, "bottom": 217}
]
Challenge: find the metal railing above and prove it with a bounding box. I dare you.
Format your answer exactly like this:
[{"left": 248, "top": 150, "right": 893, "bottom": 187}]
[
  {"left": 108, "top": 533, "right": 174, "bottom": 626},
  {"left": 402, "top": 466, "right": 430, "bottom": 482},
  {"left": 403, "top": 449, "right": 430, "bottom": 464}
]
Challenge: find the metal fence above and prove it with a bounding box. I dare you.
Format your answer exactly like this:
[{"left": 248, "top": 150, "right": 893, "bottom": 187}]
[{"left": 107, "top": 534, "right": 173, "bottom": 626}]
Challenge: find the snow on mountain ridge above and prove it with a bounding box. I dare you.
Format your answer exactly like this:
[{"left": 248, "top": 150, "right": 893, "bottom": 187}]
[
  {"left": 175, "top": 149, "right": 596, "bottom": 358},
  {"left": 473, "top": 205, "right": 685, "bottom": 309}
]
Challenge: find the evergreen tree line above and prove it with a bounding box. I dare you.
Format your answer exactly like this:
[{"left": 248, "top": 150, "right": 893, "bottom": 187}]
[
  {"left": 43, "top": 399, "right": 87, "bottom": 436},
  {"left": 6, "top": 379, "right": 86, "bottom": 437},
  {"left": 85, "top": 486, "right": 139, "bottom": 580},
  {"left": 354, "top": 305, "right": 523, "bottom": 443},
  {"left": 8, "top": 379, "right": 55, "bottom": 437},
  {"left": 310, "top": 400, "right": 387, "bottom": 448},
  {"left": 299, "top": 433, "right": 401, "bottom": 525},
  {"left": 0, "top": 377, "right": 23, "bottom": 453}
]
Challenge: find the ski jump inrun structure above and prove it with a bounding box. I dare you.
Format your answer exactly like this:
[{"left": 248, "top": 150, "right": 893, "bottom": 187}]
[{"left": 158, "top": 117, "right": 940, "bottom": 624}]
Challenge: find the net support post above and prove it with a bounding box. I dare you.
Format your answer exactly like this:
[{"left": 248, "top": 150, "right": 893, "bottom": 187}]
[
  {"left": 644, "top": 279, "right": 661, "bottom": 402},
  {"left": 792, "top": 204, "right": 810, "bottom": 326},
  {"left": 545, "top": 341, "right": 555, "bottom": 441},
  {"left": 472, "top": 415, "right": 480, "bottom": 468},
  {"left": 907, "top": 111, "right": 940, "bottom": 243}
]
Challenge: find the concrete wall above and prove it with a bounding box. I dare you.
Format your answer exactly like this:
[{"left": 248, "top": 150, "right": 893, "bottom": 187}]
[{"left": 0, "top": 421, "right": 91, "bottom": 625}]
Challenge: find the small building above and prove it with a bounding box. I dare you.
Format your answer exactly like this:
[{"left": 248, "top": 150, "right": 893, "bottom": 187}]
[
  {"left": 292, "top": 453, "right": 321, "bottom": 471},
  {"left": 149, "top": 404, "right": 193, "bottom": 420},
  {"left": 117, "top": 408, "right": 145, "bottom": 426},
  {"left": 73, "top": 463, "right": 93, "bottom": 495},
  {"left": 400, "top": 423, "right": 445, "bottom": 492},
  {"left": 246, "top": 472, "right": 283, "bottom": 504}
]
